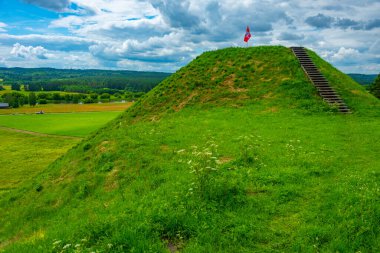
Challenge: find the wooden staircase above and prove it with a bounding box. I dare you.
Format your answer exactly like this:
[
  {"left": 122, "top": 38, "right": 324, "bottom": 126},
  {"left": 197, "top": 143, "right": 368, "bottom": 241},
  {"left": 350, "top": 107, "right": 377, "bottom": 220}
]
[{"left": 290, "top": 47, "right": 350, "bottom": 113}]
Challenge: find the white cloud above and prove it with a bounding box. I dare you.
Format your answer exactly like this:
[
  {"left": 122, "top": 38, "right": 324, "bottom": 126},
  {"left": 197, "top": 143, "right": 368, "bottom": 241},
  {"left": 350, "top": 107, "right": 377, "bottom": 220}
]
[
  {"left": 117, "top": 58, "right": 180, "bottom": 72},
  {"left": 23, "top": 0, "right": 70, "bottom": 12},
  {"left": 0, "top": 22, "right": 7, "bottom": 32},
  {"left": 331, "top": 47, "right": 360, "bottom": 61},
  {"left": 0, "top": 0, "right": 379, "bottom": 73},
  {"left": 10, "top": 43, "right": 53, "bottom": 59},
  {"left": 0, "top": 34, "right": 97, "bottom": 51},
  {"left": 0, "top": 56, "right": 5, "bottom": 67},
  {"left": 0, "top": 44, "right": 101, "bottom": 69}
]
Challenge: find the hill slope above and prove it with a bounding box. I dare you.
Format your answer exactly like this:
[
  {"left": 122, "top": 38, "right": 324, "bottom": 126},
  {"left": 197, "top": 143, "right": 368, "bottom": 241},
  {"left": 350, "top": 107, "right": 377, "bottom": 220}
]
[
  {"left": 1, "top": 46, "right": 379, "bottom": 252},
  {"left": 127, "top": 46, "right": 378, "bottom": 120}
]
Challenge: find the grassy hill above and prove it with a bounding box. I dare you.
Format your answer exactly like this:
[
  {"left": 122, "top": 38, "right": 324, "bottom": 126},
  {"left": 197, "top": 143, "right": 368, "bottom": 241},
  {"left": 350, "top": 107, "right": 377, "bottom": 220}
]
[{"left": 1, "top": 46, "right": 379, "bottom": 252}]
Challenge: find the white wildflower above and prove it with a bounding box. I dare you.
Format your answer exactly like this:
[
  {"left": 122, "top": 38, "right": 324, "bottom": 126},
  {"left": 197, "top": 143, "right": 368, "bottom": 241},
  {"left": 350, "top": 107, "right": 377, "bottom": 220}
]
[{"left": 63, "top": 244, "right": 71, "bottom": 249}]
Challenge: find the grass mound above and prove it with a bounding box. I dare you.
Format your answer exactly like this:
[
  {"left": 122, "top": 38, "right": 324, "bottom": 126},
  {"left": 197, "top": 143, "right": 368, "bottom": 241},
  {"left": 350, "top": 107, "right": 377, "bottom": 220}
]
[
  {"left": 128, "top": 46, "right": 379, "bottom": 120},
  {"left": 1, "top": 46, "right": 379, "bottom": 252}
]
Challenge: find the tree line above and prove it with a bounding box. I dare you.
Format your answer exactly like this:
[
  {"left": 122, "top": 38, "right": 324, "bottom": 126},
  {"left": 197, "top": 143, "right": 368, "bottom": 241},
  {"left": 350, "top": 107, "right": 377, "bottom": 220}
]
[
  {"left": 0, "top": 68, "right": 170, "bottom": 93},
  {"left": 0, "top": 91, "right": 145, "bottom": 108},
  {"left": 369, "top": 73, "right": 380, "bottom": 99}
]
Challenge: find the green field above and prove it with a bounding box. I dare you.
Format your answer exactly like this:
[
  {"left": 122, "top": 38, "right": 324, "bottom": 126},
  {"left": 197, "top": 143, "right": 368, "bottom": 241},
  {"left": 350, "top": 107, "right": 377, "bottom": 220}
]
[
  {"left": 0, "top": 46, "right": 379, "bottom": 252},
  {"left": 0, "top": 129, "right": 80, "bottom": 194},
  {"left": 0, "top": 111, "right": 121, "bottom": 137},
  {"left": 0, "top": 102, "right": 132, "bottom": 115},
  {"left": 0, "top": 109, "right": 124, "bottom": 198}
]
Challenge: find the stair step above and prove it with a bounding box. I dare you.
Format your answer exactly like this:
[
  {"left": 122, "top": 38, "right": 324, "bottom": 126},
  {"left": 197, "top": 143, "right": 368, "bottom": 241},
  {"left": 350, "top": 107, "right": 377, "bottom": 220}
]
[
  {"left": 291, "top": 46, "right": 350, "bottom": 113},
  {"left": 321, "top": 91, "right": 338, "bottom": 94},
  {"left": 314, "top": 83, "right": 330, "bottom": 85},
  {"left": 322, "top": 96, "right": 340, "bottom": 99},
  {"left": 320, "top": 92, "right": 338, "bottom": 95},
  {"left": 314, "top": 81, "right": 329, "bottom": 84},
  {"left": 323, "top": 96, "right": 340, "bottom": 99}
]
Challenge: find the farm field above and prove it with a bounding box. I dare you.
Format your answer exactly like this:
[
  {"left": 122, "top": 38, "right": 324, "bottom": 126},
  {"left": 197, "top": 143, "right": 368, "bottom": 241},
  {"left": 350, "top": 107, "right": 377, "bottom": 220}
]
[
  {"left": 0, "top": 129, "right": 80, "bottom": 195},
  {"left": 0, "top": 102, "right": 132, "bottom": 115},
  {"left": 0, "top": 88, "right": 78, "bottom": 96},
  {"left": 0, "top": 111, "right": 122, "bottom": 137},
  {"left": 0, "top": 105, "right": 127, "bottom": 197}
]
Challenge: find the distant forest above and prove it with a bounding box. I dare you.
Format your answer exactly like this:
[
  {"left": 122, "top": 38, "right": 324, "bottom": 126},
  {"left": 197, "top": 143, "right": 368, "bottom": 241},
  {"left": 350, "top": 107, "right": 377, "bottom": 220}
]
[
  {"left": 0, "top": 67, "right": 171, "bottom": 93},
  {"left": 348, "top": 73, "right": 377, "bottom": 86}
]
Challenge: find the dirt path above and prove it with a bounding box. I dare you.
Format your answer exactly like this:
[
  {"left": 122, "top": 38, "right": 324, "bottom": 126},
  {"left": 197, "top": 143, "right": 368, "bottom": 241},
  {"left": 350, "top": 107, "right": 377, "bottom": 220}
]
[{"left": 0, "top": 126, "right": 82, "bottom": 140}]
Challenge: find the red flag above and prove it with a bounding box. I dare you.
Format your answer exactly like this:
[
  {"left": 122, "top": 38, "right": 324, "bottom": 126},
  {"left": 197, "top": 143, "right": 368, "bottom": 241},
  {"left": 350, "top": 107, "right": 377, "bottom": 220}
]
[{"left": 244, "top": 26, "right": 251, "bottom": 42}]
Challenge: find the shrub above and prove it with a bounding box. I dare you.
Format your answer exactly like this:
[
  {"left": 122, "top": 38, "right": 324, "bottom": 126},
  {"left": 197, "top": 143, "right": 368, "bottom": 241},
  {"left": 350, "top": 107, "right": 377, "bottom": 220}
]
[
  {"left": 83, "top": 97, "right": 95, "bottom": 104},
  {"left": 38, "top": 99, "right": 47, "bottom": 104}
]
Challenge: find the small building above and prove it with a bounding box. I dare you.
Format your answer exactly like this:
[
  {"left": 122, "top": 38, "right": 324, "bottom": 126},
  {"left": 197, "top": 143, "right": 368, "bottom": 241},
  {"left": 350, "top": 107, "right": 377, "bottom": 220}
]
[{"left": 0, "top": 103, "right": 9, "bottom": 109}]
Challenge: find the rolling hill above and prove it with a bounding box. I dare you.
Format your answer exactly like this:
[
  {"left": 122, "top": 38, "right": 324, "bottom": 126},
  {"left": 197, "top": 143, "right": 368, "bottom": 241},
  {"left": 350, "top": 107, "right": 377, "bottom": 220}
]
[
  {"left": 348, "top": 74, "right": 377, "bottom": 86},
  {"left": 1, "top": 46, "right": 379, "bottom": 252}
]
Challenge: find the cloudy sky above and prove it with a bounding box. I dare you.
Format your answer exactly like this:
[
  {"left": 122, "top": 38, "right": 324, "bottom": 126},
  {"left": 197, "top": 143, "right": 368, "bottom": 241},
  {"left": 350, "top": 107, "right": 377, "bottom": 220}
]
[{"left": 0, "top": 0, "right": 379, "bottom": 73}]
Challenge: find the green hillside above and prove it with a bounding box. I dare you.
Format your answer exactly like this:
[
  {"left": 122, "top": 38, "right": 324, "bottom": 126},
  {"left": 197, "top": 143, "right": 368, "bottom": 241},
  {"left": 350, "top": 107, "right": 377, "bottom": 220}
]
[{"left": 1, "top": 46, "right": 379, "bottom": 252}]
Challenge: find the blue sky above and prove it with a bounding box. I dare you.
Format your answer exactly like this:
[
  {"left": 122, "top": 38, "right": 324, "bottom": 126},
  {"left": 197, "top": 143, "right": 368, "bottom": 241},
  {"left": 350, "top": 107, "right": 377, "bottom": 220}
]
[{"left": 0, "top": 0, "right": 379, "bottom": 73}]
